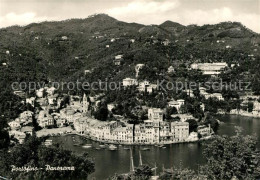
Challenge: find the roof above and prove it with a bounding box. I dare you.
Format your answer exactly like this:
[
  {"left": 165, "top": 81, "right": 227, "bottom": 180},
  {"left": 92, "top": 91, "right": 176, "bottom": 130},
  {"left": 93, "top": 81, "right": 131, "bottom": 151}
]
[
  {"left": 171, "top": 121, "right": 189, "bottom": 126},
  {"left": 212, "top": 93, "right": 222, "bottom": 96},
  {"left": 21, "top": 126, "right": 34, "bottom": 132},
  {"left": 177, "top": 99, "right": 185, "bottom": 102},
  {"left": 149, "top": 108, "right": 163, "bottom": 113},
  {"left": 144, "top": 120, "right": 153, "bottom": 123},
  {"left": 171, "top": 114, "right": 194, "bottom": 118},
  {"left": 113, "top": 127, "right": 127, "bottom": 132},
  {"left": 168, "top": 100, "right": 179, "bottom": 105},
  {"left": 19, "top": 134, "right": 26, "bottom": 138}
]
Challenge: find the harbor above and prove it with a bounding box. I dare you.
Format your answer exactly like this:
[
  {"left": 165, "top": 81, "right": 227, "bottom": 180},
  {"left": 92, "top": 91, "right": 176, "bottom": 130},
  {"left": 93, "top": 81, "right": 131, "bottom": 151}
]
[{"left": 50, "top": 115, "right": 260, "bottom": 180}]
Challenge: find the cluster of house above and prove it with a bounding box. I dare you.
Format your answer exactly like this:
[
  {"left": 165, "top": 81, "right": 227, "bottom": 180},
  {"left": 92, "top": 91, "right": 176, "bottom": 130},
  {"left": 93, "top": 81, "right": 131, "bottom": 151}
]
[
  {"left": 9, "top": 87, "right": 93, "bottom": 143},
  {"left": 167, "top": 98, "right": 206, "bottom": 123},
  {"left": 8, "top": 86, "right": 212, "bottom": 144},
  {"left": 114, "top": 54, "right": 123, "bottom": 65},
  {"left": 35, "top": 91, "right": 92, "bottom": 129},
  {"left": 74, "top": 107, "right": 211, "bottom": 144},
  {"left": 199, "top": 87, "right": 224, "bottom": 101},
  {"left": 230, "top": 96, "right": 260, "bottom": 117},
  {"left": 8, "top": 111, "right": 34, "bottom": 143},
  {"left": 122, "top": 78, "right": 158, "bottom": 93}
]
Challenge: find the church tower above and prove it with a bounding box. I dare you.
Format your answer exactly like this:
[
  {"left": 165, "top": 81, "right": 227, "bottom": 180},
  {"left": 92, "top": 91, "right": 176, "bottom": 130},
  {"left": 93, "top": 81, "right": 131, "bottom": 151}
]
[{"left": 82, "top": 93, "right": 89, "bottom": 113}]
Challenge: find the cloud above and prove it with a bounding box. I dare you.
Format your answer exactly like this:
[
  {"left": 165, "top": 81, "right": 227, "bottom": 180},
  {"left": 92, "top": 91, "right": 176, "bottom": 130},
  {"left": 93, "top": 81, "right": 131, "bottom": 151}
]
[
  {"left": 181, "top": 7, "right": 260, "bottom": 33},
  {"left": 0, "top": 12, "right": 51, "bottom": 27},
  {"left": 107, "top": 0, "right": 180, "bottom": 24},
  {"left": 107, "top": 2, "right": 260, "bottom": 33},
  {"left": 0, "top": 1, "right": 259, "bottom": 33},
  {"left": 108, "top": 0, "right": 180, "bottom": 15}
]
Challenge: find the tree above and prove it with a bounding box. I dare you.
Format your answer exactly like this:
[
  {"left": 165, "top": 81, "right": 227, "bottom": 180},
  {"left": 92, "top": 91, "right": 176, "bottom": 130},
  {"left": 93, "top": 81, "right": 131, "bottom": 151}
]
[
  {"left": 186, "top": 119, "right": 198, "bottom": 133},
  {"left": 248, "top": 102, "right": 254, "bottom": 112},
  {"left": 0, "top": 130, "right": 10, "bottom": 149},
  {"left": 165, "top": 106, "right": 178, "bottom": 120},
  {"left": 133, "top": 165, "right": 153, "bottom": 180},
  {"left": 94, "top": 103, "right": 109, "bottom": 121},
  {"left": 0, "top": 136, "right": 95, "bottom": 180},
  {"left": 201, "top": 128, "right": 260, "bottom": 180}
]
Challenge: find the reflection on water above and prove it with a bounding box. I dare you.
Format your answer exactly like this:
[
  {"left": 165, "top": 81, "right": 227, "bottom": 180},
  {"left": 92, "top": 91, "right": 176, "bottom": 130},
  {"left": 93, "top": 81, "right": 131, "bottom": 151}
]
[{"left": 51, "top": 115, "right": 260, "bottom": 180}]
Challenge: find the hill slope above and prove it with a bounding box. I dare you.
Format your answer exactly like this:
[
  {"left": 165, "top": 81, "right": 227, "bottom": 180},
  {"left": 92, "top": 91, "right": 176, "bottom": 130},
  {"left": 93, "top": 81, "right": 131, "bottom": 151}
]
[{"left": 0, "top": 14, "right": 259, "bottom": 84}]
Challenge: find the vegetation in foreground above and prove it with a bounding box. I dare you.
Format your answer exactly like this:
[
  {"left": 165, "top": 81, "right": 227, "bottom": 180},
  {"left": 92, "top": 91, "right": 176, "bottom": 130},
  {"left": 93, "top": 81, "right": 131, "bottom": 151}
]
[{"left": 0, "top": 136, "right": 95, "bottom": 180}]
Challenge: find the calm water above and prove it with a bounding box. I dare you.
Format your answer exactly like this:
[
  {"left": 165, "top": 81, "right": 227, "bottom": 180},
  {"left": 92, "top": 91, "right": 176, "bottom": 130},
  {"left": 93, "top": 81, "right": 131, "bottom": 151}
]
[{"left": 51, "top": 115, "right": 260, "bottom": 180}]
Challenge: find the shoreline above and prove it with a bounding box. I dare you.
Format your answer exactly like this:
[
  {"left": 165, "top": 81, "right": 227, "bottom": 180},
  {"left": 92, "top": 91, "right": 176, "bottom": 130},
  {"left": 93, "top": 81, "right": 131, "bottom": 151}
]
[
  {"left": 60, "top": 132, "right": 212, "bottom": 146},
  {"left": 227, "top": 110, "right": 260, "bottom": 118},
  {"left": 37, "top": 128, "right": 213, "bottom": 146}
]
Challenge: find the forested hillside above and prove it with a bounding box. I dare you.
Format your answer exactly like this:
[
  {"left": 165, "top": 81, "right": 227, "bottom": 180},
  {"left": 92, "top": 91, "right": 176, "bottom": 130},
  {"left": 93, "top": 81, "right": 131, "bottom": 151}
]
[{"left": 0, "top": 13, "right": 260, "bottom": 123}]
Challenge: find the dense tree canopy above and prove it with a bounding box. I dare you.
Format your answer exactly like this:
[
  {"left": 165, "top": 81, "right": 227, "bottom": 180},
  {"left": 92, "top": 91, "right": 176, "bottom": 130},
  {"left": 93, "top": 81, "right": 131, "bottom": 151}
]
[{"left": 0, "top": 136, "right": 95, "bottom": 180}]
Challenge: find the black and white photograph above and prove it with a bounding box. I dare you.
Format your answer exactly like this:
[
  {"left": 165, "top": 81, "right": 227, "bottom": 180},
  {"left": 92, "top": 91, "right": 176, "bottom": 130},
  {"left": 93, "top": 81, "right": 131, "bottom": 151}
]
[{"left": 0, "top": 0, "right": 260, "bottom": 179}]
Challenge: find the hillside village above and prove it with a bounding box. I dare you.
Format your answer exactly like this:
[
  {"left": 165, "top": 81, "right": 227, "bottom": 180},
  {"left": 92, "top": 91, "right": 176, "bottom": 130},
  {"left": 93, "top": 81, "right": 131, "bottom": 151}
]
[
  {"left": 8, "top": 84, "right": 213, "bottom": 145},
  {"left": 1, "top": 14, "right": 260, "bottom": 146},
  {"left": 7, "top": 57, "right": 260, "bottom": 145}
]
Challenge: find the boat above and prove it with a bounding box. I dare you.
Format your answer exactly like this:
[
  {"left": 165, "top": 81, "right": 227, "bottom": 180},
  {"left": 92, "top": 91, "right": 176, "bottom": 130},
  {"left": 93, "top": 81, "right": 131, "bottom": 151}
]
[
  {"left": 108, "top": 144, "right": 117, "bottom": 150},
  {"left": 95, "top": 147, "right": 101, "bottom": 150},
  {"left": 99, "top": 144, "right": 106, "bottom": 148},
  {"left": 141, "top": 148, "right": 150, "bottom": 151},
  {"left": 82, "top": 144, "right": 92, "bottom": 148}
]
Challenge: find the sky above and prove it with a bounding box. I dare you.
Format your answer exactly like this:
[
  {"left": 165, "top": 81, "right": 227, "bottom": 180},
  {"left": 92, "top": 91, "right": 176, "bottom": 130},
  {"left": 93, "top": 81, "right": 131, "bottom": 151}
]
[{"left": 0, "top": 0, "right": 259, "bottom": 33}]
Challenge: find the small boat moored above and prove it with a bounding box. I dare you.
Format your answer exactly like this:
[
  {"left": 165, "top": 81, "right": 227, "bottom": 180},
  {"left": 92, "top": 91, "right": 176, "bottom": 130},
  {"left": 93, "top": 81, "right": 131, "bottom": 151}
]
[
  {"left": 82, "top": 144, "right": 92, "bottom": 148},
  {"left": 108, "top": 144, "right": 117, "bottom": 150},
  {"left": 99, "top": 144, "right": 106, "bottom": 148}
]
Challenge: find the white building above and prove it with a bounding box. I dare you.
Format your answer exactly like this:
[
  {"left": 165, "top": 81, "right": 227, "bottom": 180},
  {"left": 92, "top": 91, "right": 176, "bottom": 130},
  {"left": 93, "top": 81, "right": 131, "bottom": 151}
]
[
  {"left": 107, "top": 103, "right": 115, "bottom": 111},
  {"left": 8, "top": 121, "right": 21, "bottom": 130},
  {"left": 26, "top": 97, "right": 35, "bottom": 106},
  {"left": 138, "top": 80, "right": 150, "bottom": 91},
  {"left": 130, "top": 39, "right": 135, "bottom": 43},
  {"left": 36, "top": 88, "right": 44, "bottom": 98},
  {"left": 37, "top": 110, "right": 54, "bottom": 128},
  {"left": 187, "top": 132, "right": 199, "bottom": 142},
  {"left": 122, "top": 78, "right": 138, "bottom": 87},
  {"left": 203, "top": 93, "right": 224, "bottom": 101},
  {"left": 191, "top": 62, "right": 228, "bottom": 75},
  {"left": 170, "top": 122, "right": 189, "bottom": 142},
  {"left": 146, "top": 84, "right": 158, "bottom": 93},
  {"left": 135, "top": 64, "right": 145, "bottom": 77},
  {"left": 199, "top": 87, "right": 224, "bottom": 101},
  {"left": 163, "top": 39, "right": 170, "bottom": 46},
  {"left": 138, "top": 81, "right": 157, "bottom": 93},
  {"left": 168, "top": 99, "right": 185, "bottom": 113},
  {"left": 197, "top": 125, "right": 211, "bottom": 137},
  {"left": 148, "top": 108, "right": 164, "bottom": 122},
  {"left": 115, "top": 54, "right": 123, "bottom": 60},
  {"left": 84, "top": 70, "right": 91, "bottom": 74},
  {"left": 210, "top": 93, "right": 224, "bottom": 101},
  {"left": 61, "top": 36, "right": 68, "bottom": 40},
  {"left": 167, "top": 66, "right": 175, "bottom": 73},
  {"left": 46, "top": 87, "right": 56, "bottom": 95},
  {"left": 114, "top": 55, "right": 123, "bottom": 65},
  {"left": 48, "top": 95, "right": 58, "bottom": 105},
  {"left": 183, "top": 89, "right": 194, "bottom": 97}
]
